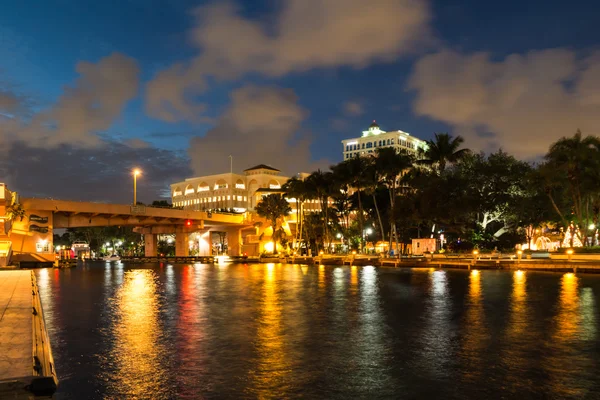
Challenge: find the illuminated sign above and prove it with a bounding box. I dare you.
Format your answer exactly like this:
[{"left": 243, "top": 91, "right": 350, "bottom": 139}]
[
  {"left": 29, "top": 214, "right": 48, "bottom": 224},
  {"left": 29, "top": 224, "right": 49, "bottom": 233}
]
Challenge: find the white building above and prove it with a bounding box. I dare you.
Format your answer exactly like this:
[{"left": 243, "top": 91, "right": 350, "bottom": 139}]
[
  {"left": 341, "top": 121, "right": 428, "bottom": 160},
  {"left": 171, "top": 164, "right": 290, "bottom": 212}
]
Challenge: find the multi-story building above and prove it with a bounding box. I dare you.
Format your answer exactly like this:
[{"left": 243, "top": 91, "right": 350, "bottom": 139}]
[
  {"left": 171, "top": 165, "right": 321, "bottom": 213},
  {"left": 171, "top": 164, "right": 288, "bottom": 212},
  {"left": 341, "top": 121, "right": 428, "bottom": 160}
]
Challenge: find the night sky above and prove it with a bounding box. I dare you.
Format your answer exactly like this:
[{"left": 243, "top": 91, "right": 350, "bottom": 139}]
[{"left": 1, "top": 0, "right": 598, "bottom": 203}]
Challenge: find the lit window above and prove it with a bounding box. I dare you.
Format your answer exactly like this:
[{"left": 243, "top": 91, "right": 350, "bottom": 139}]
[
  {"left": 237, "top": 195, "right": 242, "bottom": 201},
  {"left": 36, "top": 241, "right": 50, "bottom": 253},
  {"left": 244, "top": 196, "right": 247, "bottom": 201},
  {"left": 227, "top": 195, "right": 231, "bottom": 200}
]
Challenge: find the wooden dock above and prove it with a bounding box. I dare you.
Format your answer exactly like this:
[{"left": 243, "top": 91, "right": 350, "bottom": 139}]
[
  {"left": 120, "top": 256, "right": 215, "bottom": 264},
  {"left": 0, "top": 270, "right": 57, "bottom": 397}
]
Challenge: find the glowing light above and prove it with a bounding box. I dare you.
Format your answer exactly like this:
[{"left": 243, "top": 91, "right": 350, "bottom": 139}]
[
  {"left": 133, "top": 168, "right": 141, "bottom": 176},
  {"left": 264, "top": 242, "right": 274, "bottom": 253},
  {"left": 589, "top": 224, "right": 596, "bottom": 230},
  {"left": 365, "top": 228, "right": 373, "bottom": 235},
  {"left": 566, "top": 249, "right": 574, "bottom": 255},
  {"left": 517, "top": 250, "right": 522, "bottom": 255},
  {"left": 346, "top": 141, "right": 358, "bottom": 146},
  {"left": 473, "top": 250, "right": 479, "bottom": 255}
]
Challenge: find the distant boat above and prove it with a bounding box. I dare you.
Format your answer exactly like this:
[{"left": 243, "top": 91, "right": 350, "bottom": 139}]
[{"left": 102, "top": 254, "right": 121, "bottom": 262}]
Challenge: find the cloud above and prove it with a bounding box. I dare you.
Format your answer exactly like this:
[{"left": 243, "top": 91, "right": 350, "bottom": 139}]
[
  {"left": 2, "top": 140, "right": 190, "bottom": 204},
  {"left": 0, "top": 90, "right": 19, "bottom": 113},
  {"left": 124, "top": 138, "right": 152, "bottom": 149},
  {"left": 343, "top": 101, "right": 364, "bottom": 116},
  {"left": 4, "top": 53, "right": 139, "bottom": 148},
  {"left": 407, "top": 48, "right": 600, "bottom": 158},
  {"left": 146, "top": 0, "right": 431, "bottom": 122},
  {"left": 188, "top": 85, "right": 328, "bottom": 176},
  {"left": 330, "top": 118, "right": 350, "bottom": 132}
]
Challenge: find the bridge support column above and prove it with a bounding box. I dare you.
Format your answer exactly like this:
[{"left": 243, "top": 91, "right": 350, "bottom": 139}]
[
  {"left": 225, "top": 227, "right": 241, "bottom": 256},
  {"left": 144, "top": 234, "right": 157, "bottom": 257},
  {"left": 198, "top": 231, "right": 211, "bottom": 256},
  {"left": 175, "top": 232, "right": 190, "bottom": 257}
]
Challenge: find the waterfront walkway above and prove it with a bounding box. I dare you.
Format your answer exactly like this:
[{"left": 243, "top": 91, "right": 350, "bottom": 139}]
[{"left": 0, "top": 270, "right": 57, "bottom": 397}]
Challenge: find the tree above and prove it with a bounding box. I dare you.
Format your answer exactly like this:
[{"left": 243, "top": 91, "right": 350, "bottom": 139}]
[
  {"left": 305, "top": 170, "right": 336, "bottom": 252},
  {"left": 151, "top": 200, "right": 172, "bottom": 208},
  {"left": 543, "top": 130, "right": 600, "bottom": 245},
  {"left": 255, "top": 194, "right": 292, "bottom": 254},
  {"left": 363, "top": 158, "right": 386, "bottom": 245},
  {"left": 421, "top": 133, "right": 470, "bottom": 174},
  {"left": 374, "top": 147, "right": 414, "bottom": 256},
  {"left": 282, "top": 177, "right": 308, "bottom": 249},
  {"left": 6, "top": 203, "right": 25, "bottom": 221},
  {"left": 330, "top": 157, "right": 369, "bottom": 251}
]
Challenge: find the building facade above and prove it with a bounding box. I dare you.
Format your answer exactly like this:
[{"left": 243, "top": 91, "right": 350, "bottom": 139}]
[
  {"left": 341, "top": 121, "right": 428, "bottom": 160},
  {"left": 171, "top": 164, "right": 291, "bottom": 212}
]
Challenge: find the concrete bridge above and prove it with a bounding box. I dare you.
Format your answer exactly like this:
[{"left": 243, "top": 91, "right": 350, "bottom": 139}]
[{"left": 3, "top": 189, "right": 254, "bottom": 265}]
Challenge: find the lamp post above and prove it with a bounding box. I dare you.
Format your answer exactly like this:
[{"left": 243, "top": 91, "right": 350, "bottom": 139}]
[{"left": 133, "top": 169, "right": 141, "bottom": 205}]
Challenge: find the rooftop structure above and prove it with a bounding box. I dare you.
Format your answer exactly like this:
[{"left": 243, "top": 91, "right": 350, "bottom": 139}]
[{"left": 341, "top": 120, "right": 428, "bottom": 160}]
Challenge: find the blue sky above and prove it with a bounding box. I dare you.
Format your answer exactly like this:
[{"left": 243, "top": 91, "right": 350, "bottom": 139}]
[{"left": 1, "top": 0, "right": 599, "bottom": 202}]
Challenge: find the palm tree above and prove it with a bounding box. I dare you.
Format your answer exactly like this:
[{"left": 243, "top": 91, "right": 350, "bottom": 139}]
[
  {"left": 305, "top": 170, "right": 336, "bottom": 252},
  {"left": 282, "top": 176, "right": 307, "bottom": 249},
  {"left": 421, "top": 133, "right": 470, "bottom": 174},
  {"left": 375, "top": 147, "right": 414, "bottom": 256},
  {"left": 255, "top": 194, "right": 292, "bottom": 254},
  {"left": 544, "top": 130, "right": 600, "bottom": 244},
  {"left": 363, "top": 157, "right": 386, "bottom": 245},
  {"left": 330, "top": 157, "right": 368, "bottom": 252}
]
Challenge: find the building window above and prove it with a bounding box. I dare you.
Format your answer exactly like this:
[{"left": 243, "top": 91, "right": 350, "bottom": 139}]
[
  {"left": 387, "top": 139, "right": 391, "bottom": 145},
  {"left": 244, "top": 196, "right": 247, "bottom": 201},
  {"left": 361, "top": 143, "right": 365, "bottom": 149},
  {"left": 36, "top": 241, "right": 50, "bottom": 253},
  {"left": 391, "top": 138, "right": 394, "bottom": 145},
  {"left": 227, "top": 195, "right": 231, "bottom": 200},
  {"left": 373, "top": 141, "right": 377, "bottom": 147}
]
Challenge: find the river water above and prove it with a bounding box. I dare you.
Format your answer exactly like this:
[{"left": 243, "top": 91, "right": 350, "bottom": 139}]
[{"left": 35, "top": 263, "right": 600, "bottom": 399}]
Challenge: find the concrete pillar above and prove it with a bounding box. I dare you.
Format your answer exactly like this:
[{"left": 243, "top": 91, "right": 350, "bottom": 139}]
[
  {"left": 225, "top": 227, "right": 241, "bottom": 256},
  {"left": 198, "top": 231, "right": 211, "bottom": 256},
  {"left": 175, "top": 232, "right": 190, "bottom": 257},
  {"left": 144, "top": 234, "right": 157, "bottom": 257}
]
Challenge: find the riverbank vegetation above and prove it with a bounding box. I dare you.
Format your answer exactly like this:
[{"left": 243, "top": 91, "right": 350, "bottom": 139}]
[{"left": 278, "top": 130, "right": 600, "bottom": 254}]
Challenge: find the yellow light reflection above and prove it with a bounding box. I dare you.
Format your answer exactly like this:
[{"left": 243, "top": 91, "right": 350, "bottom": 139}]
[
  {"left": 250, "top": 264, "right": 289, "bottom": 397},
  {"left": 108, "top": 269, "right": 166, "bottom": 397},
  {"left": 555, "top": 273, "right": 580, "bottom": 339},
  {"left": 503, "top": 270, "right": 529, "bottom": 376},
  {"left": 350, "top": 266, "right": 358, "bottom": 286},
  {"left": 318, "top": 265, "right": 325, "bottom": 291},
  {"left": 459, "top": 269, "right": 487, "bottom": 382}
]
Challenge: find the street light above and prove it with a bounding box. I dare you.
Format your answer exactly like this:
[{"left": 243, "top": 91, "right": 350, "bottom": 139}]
[{"left": 133, "top": 168, "right": 142, "bottom": 205}]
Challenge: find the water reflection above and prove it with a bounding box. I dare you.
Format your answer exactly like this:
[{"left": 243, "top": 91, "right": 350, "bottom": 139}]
[
  {"left": 420, "top": 270, "right": 453, "bottom": 379},
  {"left": 555, "top": 273, "right": 580, "bottom": 339},
  {"left": 177, "top": 265, "right": 207, "bottom": 395},
  {"left": 357, "top": 266, "right": 390, "bottom": 390},
  {"left": 106, "top": 269, "right": 168, "bottom": 397},
  {"left": 460, "top": 270, "right": 488, "bottom": 383},
  {"left": 250, "top": 263, "right": 290, "bottom": 397}
]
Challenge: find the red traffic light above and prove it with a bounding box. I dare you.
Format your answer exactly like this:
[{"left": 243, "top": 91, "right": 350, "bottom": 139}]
[{"left": 186, "top": 220, "right": 192, "bottom": 226}]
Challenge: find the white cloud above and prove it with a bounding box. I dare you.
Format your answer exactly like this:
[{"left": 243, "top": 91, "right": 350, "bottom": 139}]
[
  {"left": 343, "top": 101, "right": 364, "bottom": 116},
  {"left": 407, "top": 48, "right": 600, "bottom": 158},
  {"left": 188, "top": 85, "right": 328, "bottom": 176},
  {"left": 147, "top": 0, "right": 431, "bottom": 122},
  {"left": 4, "top": 53, "right": 139, "bottom": 148}
]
